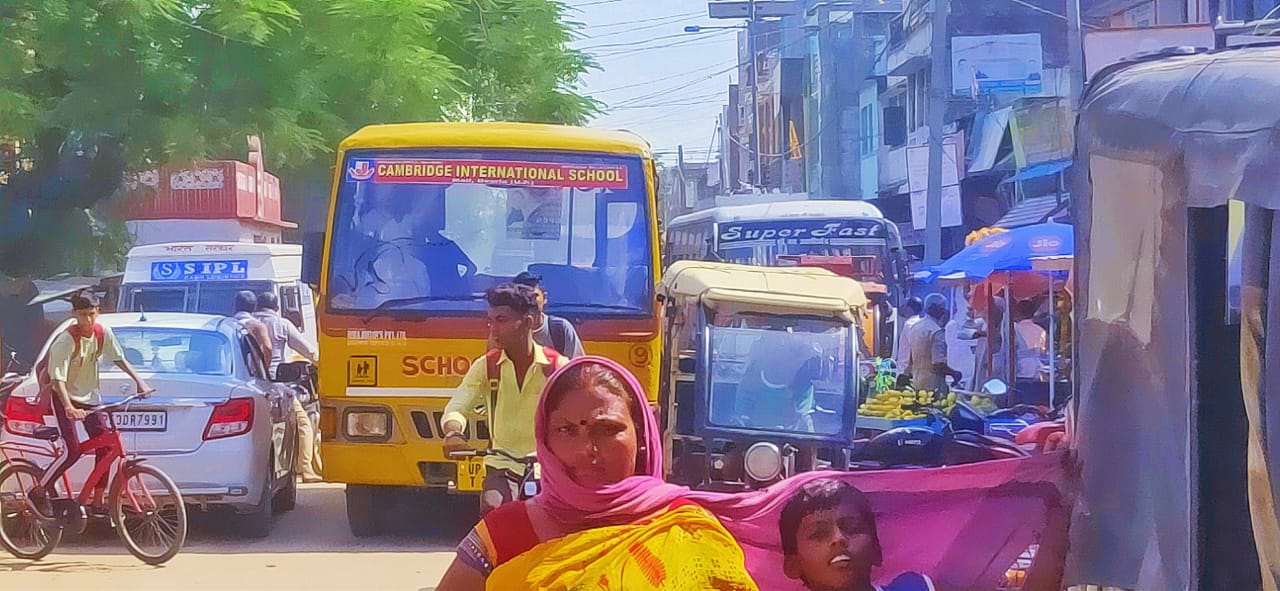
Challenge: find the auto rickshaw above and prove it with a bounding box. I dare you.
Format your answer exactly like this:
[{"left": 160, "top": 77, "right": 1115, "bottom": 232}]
[{"left": 655, "top": 260, "right": 868, "bottom": 490}]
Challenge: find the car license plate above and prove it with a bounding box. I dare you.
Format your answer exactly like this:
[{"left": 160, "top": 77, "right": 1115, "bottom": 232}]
[
  {"left": 455, "top": 457, "right": 485, "bottom": 492},
  {"left": 113, "top": 411, "right": 167, "bottom": 432}
]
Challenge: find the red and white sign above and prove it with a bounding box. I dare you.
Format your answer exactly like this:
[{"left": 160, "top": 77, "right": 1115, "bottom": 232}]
[{"left": 369, "top": 159, "right": 629, "bottom": 189}]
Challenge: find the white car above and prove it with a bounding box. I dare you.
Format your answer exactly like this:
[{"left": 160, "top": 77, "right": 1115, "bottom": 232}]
[{"left": 1, "top": 313, "right": 300, "bottom": 538}]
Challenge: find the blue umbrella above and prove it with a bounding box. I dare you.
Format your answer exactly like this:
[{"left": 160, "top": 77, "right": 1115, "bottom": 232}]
[{"left": 924, "top": 222, "right": 1073, "bottom": 281}]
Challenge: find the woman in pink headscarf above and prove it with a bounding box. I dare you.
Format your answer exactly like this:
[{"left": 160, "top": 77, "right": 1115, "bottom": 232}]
[{"left": 435, "top": 356, "right": 758, "bottom": 590}]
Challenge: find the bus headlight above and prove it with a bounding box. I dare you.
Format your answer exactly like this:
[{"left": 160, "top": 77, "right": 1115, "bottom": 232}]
[
  {"left": 345, "top": 409, "right": 391, "bottom": 440},
  {"left": 743, "top": 442, "right": 783, "bottom": 482}
]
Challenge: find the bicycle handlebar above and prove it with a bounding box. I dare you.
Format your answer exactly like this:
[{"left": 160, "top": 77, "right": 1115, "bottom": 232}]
[
  {"left": 447, "top": 448, "right": 537, "bottom": 466},
  {"left": 91, "top": 389, "right": 157, "bottom": 413}
]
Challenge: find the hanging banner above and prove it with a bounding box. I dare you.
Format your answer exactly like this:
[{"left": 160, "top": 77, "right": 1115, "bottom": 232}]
[{"left": 346, "top": 158, "right": 629, "bottom": 189}]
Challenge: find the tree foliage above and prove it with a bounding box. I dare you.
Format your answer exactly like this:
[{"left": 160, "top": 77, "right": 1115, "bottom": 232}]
[
  {"left": 0, "top": 0, "right": 600, "bottom": 275},
  {"left": 0, "top": 0, "right": 599, "bottom": 168}
]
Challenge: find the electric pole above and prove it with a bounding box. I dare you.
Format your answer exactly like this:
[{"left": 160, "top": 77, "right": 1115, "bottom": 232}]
[
  {"left": 1066, "top": 0, "right": 1085, "bottom": 109},
  {"left": 818, "top": 4, "right": 839, "bottom": 198},
  {"left": 924, "top": 0, "right": 950, "bottom": 265},
  {"left": 746, "top": 0, "right": 762, "bottom": 189}
]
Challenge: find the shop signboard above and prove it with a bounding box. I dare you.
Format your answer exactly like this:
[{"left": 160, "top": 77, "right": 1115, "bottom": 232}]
[{"left": 951, "top": 34, "right": 1044, "bottom": 96}]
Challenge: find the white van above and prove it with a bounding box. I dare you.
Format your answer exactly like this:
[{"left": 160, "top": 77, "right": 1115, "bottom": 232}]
[{"left": 119, "top": 242, "right": 318, "bottom": 338}]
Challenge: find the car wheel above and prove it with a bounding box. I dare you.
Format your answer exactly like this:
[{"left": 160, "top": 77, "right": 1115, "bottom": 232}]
[
  {"left": 345, "top": 485, "right": 383, "bottom": 538},
  {"left": 235, "top": 451, "right": 275, "bottom": 539},
  {"left": 272, "top": 472, "right": 297, "bottom": 513}
]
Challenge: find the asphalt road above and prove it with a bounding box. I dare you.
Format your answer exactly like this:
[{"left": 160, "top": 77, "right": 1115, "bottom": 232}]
[{"left": 1, "top": 483, "right": 464, "bottom": 591}]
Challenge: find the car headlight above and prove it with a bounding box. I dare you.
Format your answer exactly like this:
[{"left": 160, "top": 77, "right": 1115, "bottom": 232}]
[
  {"left": 345, "top": 409, "right": 390, "bottom": 440},
  {"left": 743, "top": 442, "right": 783, "bottom": 482}
]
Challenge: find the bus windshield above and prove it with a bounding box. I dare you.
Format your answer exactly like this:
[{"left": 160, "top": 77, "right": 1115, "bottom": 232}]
[
  {"left": 326, "top": 149, "right": 654, "bottom": 316},
  {"left": 715, "top": 218, "right": 895, "bottom": 283}
]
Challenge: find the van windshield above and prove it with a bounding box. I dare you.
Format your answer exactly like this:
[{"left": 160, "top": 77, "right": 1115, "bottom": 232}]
[{"left": 123, "top": 281, "right": 275, "bottom": 316}]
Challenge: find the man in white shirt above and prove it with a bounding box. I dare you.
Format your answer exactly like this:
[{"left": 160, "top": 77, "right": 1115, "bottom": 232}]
[
  {"left": 253, "top": 291, "right": 322, "bottom": 483},
  {"left": 894, "top": 297, "right": 924, "bottom": 375},
  {"left": 1013, "top": 299, "right": 1047, "bottom": 380}
]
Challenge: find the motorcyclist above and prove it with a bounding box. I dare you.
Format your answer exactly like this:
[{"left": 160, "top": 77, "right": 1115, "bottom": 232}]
[
  {"left": 255, "top": 291, "right": 322, "bottom": 483},
  {"left": 441, "top": 284, "right": 569, "bottom": 515}
]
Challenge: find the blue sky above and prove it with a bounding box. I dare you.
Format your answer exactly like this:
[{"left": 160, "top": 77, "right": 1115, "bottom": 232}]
[{"left": 566, "top": 0, "right": 740, "bottom": 164}]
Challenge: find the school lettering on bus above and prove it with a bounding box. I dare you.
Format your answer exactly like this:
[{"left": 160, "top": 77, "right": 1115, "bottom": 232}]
[
  {"left": 150, "top": 260, "right": 249, "bottom": 282},
  {"left": 717, "top": 219, "right": 884, "bottom": 245},
  {"left": 348, "top": 158, "right": 629, "bottom": 190},
  {"left": 402, "top": 354, "right": 472, "bottom": 377}
]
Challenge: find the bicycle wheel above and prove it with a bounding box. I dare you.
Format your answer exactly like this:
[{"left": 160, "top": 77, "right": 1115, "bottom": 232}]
[
  {"left": 0, "top": 462, "right": 62, "bottom": 560},
  {"left": 109, "top": 462, "right": 187, "bottom": 565}
]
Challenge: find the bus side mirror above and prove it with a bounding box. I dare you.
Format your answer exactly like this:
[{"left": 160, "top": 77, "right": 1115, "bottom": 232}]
[{"left": 302, "top": 232, "right": 324, "bottom": 287}]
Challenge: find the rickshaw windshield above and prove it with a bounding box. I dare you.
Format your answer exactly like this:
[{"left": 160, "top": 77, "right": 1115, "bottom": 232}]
[{"left": 707, "top": 314, "right": 850, "bottom": 436}]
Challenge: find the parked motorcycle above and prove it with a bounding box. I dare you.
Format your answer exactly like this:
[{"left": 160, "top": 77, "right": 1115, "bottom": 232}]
[{"left": 850, "top": 380, "right": 1030, "bottom": 470}]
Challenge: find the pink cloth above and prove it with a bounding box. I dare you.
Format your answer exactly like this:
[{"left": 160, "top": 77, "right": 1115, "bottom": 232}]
[{"left": 529, "top": 356, "right": 1070, "bottom": 590}]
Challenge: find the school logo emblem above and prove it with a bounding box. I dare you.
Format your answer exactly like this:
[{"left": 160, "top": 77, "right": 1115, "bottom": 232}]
[{"left": 347, "top": 159, "right": 375, "bottom": 181}]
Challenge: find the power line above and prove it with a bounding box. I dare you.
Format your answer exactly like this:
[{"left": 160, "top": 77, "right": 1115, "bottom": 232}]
[
  {"left": 568, "top": 0, "right": 629, "bottom": 8},
  {"left": 585, "top": 11, "right": 702, "bottom": 31},
  {"left": 608, "top": 17, "right": 840, "bottom": 109},
  {"left": 592, "top": 35, "right": 735, "bottom": 59},
  {"left": 579, "top": 29, "right": 729, "bottom": 51},
  {"left": 583, "top": 18, "right": 702, "bottom": 41}
]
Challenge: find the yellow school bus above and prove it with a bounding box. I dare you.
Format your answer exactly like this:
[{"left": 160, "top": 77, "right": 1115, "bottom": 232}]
[{"left": 315, "top": 122, "right": 662, "bottom": 535}]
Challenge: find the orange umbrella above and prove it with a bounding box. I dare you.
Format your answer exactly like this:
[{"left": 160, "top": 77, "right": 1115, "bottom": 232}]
[{"left": 967, "top": 272, "right": 1063, "bottom": 313}]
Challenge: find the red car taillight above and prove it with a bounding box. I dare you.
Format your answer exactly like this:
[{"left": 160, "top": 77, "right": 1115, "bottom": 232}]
[
  {"left": 3, "top": 395, "right": 43, "bottom": 437},
  {"left": 203, "top": 398, "right": 254, "bottom": 441}
]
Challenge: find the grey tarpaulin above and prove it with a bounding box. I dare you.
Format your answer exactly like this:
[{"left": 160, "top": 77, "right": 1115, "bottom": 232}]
[{"left": 1072, "top": 44, "right": 1280, "bottom": 590}]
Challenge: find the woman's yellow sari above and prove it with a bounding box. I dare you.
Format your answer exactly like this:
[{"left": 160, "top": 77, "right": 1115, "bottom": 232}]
[{"left": 488, "top": 503, "right": 759, "bottom": 591}]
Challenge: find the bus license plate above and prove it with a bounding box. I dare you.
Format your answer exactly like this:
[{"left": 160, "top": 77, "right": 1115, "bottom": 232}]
[
  {"left": 456, "top": 457, "right": 486, "bottom": 492},
  {"left": 113, "top": 411, "right": 167, "bottom": 432}
]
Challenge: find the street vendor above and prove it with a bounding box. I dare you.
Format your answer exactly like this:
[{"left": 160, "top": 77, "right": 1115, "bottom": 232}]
[{"left": 906, "top": 294, "right": 964, "bottom": 392}]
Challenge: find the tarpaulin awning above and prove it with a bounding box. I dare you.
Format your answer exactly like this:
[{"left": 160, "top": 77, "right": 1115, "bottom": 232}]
[
  {"left": 995, "top": 195, "right": 1069, "bottom": 229},
  {"left": 923, "top": 221, "right": 1073, "bottom": 281},
  {"left": 969, "top": 107, "right": 1013, "bottom": 174},
  {"left": 1000, "top": 159, "right": 1072, "bottom": 184}
]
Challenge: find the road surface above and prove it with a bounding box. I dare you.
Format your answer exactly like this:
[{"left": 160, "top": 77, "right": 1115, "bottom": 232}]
[{"left": 1, "top": 483, "right": 463, "bottom": 590}]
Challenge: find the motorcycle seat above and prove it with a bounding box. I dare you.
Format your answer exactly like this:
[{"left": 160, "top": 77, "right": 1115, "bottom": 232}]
[{"left": 31, "top": 426, "right": 60, "bottom": 441}]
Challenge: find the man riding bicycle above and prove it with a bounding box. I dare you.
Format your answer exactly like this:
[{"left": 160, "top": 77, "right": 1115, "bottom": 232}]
[
  {"left": 37, "top": 292, "right": 152, "bottom": 511},
  {"left": 442, "top": 283, "right": 568, "bottom": 515}
]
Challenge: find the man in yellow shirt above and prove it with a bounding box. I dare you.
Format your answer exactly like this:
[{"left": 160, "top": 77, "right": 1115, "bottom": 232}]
[{"left": 442, "top": 283, "right": 568, "bottom": 515}]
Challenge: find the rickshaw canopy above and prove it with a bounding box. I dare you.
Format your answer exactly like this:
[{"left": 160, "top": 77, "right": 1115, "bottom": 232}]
[{"left": 659, "top": 261, "right": 868, "bottom": 321}]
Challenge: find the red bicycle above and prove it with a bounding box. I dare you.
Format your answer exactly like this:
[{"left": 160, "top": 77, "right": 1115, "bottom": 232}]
[{"left": 0, "top": 390, "right": 187, "bottom": 564}]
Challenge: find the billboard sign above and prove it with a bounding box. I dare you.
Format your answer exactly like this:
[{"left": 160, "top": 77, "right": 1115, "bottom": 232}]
[{"left": 951, "top": 34, "right": 1044, "bottom": 96}]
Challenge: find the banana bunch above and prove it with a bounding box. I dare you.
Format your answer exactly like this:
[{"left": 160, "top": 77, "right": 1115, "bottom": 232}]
[
  {"left": 859, "top": 389, "right": 951, "bottom": 421},
  {"left": 967, "top": 395, "right": 1000, "bottom": 414}
]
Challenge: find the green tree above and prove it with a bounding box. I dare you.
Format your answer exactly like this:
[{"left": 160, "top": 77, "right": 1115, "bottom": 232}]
[{"left": 0, "top": 0, "right": 600, "bottom": 274}]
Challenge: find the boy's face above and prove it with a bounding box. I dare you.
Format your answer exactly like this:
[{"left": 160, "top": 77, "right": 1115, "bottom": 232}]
[
  {"left": 487, "top": 305, "right": 531, "bottom": 351},
  {"left": 784, "top": 500, "right": 881, "bottom": 591},
  {"left": 532, "top": 287, "right": 547, "bottom": 313},
  {"left": 73, "top": 306, "right": 99, "bottom": 329}
]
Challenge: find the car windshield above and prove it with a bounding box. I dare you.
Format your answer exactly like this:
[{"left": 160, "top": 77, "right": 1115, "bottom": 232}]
[
  {"left": 326, "top": 149, "right": 654, "bottom": 316},
  {"left": 706, "top": 315, "right": 851, "bottom": 436},
  {"left": 102, "top": 328, "right": 233, "bottom": 376}
]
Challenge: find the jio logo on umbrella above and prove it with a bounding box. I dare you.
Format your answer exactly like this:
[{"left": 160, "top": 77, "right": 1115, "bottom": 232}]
[{"left": 1030, "top": 237, "right": 1062, "bottom": 252}]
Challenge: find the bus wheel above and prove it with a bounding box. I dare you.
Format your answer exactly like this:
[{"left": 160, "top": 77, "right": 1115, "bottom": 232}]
[{"left": 345, "top": 485, "right": 384, "bottom": 538}]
